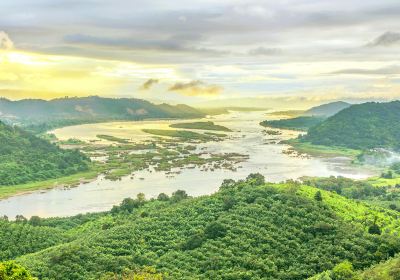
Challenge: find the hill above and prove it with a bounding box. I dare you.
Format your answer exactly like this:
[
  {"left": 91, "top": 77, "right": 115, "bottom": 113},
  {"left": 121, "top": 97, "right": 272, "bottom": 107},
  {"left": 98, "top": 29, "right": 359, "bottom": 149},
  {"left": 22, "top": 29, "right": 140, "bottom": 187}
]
[
  {"left": 1, "top": 175, "right": 399, "bottom": 279},
  {"left": 303, "top": 101, "right": 400, "bottom": 150},
  {"left": 260, "top": 116, "right": 325, "bottom": 131},
  {"left": 304, "top": 101, "right": 351, "bottom": 117},
  {"left": 0, "top": 96, "right": 205, "bottom": 132},
  {"left": 0, "top": 121, "right": 89, "bottom": 185}
]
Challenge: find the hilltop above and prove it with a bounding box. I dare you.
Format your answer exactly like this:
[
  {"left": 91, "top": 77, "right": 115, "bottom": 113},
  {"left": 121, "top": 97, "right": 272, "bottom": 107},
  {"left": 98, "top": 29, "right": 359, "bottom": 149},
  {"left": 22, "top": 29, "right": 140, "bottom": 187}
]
[{"left": 304, "top": 101, "right": 351, "bottom": 117}]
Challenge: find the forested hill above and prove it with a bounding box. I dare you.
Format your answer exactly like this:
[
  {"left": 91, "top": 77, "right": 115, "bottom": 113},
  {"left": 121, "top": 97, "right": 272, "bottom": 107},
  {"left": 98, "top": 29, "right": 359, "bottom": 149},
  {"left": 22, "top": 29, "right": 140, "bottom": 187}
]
[
  {"left": 0, "top": 96, "right": 205, "bottom": 131},
  {"left": 2, "top": 175, "right": 399, "bottom": 279},
  {"left": 303, "top": 101, "right": 400, "bottom": 150},
  {"left": 304, "top": 101, "right": 351, "bottom": 117},
  {"left": 0, "top": 121, "right": 89, "bottom": 185}
]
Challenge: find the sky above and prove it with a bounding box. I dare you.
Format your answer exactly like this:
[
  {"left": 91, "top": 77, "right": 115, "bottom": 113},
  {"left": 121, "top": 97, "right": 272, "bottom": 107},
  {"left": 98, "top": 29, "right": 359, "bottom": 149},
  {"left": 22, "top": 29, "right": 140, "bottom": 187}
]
[{"left": 0, "top": 0, "right": 400, "bottom": 108}]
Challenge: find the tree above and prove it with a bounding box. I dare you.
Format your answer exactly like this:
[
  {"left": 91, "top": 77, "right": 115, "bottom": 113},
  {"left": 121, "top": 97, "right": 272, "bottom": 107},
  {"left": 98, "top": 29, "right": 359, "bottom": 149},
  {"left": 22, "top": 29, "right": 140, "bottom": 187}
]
[
  {"left": 205, "top": 221, "right": 227, "bottom": 239},
  {"left": 314, "top": 191, "right": 323, "bottom": 202},
  {"left": 157, "top": 193, "right": 169, "bottom": 201},
  {"left": 368, "top": 224, "right": 381, "bottom": 235},
  {"left": 0, "top": 261, "right": 36, "bottom": 280},
  {"left": 120, "top": 198, "right": 137, "bottom": 213},
  {"left": 171, "top": 190, "right": 188, "bottom": 203},
  {"left": 331, "top": 261, "right": 356, "bottom": 280},
  {"left": 246, "top": 173, "right": 265, "bottom": 186},
  {"left": 29, "top": 216, "right": 42, "bottom": 226}
]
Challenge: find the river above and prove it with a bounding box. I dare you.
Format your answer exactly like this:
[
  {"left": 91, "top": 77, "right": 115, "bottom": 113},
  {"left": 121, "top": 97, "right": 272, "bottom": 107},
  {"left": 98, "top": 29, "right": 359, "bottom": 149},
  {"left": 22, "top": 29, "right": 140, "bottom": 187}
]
[{"left": 0, "top": 111, "right": 375, "bottom": 218}]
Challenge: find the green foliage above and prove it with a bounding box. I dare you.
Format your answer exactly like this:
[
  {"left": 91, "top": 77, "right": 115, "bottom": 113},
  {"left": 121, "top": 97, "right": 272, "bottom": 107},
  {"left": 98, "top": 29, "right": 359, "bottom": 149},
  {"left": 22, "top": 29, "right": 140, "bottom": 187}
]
[
  {"left": 261, "top": 116, "right": 325, "bottom": 131},
  {"left": 142, "top": 129, "right": 220, "bottom": 141},
  {"left": 0, "top": 121, "right": 89, "bottom": 186},
  {"left": 314, "top": 190, "right": 323, "bottom": 201},
  {"left": 0, "top": 261, "right": 36, "bottom": 280},
  {"left": 3, "top": 178, "right": 398, "bottom": 279},
  {"left": 304, "top": 101, "right": 400, "bottom": 149},
  {"left": 170, "top": 121, "right": 232, "bottom": 132}
]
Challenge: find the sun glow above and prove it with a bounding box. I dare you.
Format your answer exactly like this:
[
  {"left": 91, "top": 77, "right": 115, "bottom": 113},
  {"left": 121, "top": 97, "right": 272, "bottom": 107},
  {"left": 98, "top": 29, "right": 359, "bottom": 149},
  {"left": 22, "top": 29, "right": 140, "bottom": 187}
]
[{"left": 0, "top": 49, "right": 179, "bottom": 100}]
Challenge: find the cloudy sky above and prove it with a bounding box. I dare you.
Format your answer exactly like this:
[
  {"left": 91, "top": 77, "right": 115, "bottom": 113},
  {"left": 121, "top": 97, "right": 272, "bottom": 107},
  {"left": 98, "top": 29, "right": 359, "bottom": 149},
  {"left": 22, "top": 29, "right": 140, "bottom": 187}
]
[{"left": 0, "top": 0, "right": 400, "bottom": 108}]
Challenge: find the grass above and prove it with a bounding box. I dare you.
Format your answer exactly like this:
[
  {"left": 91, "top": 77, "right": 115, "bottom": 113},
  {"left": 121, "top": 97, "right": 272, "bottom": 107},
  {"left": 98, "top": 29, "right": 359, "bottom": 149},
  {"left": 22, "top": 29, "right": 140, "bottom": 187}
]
[
  {"left": 285, "top": 138, "right": 362, "bottom": 158},
  {"left": 0, "top": 164, "right": 103, "bottom": 200},
  {"left": 366, "top": 176, "right": 400, "bottom": 187},
  {"left": 96, "top": 134, "right": 130, "bottom": 144},
  {"left": 170, "top": 121, "right": 232, "bottom": 132},
  {"left": 142, "top": 129, "right": 216, "bottom": 141}
]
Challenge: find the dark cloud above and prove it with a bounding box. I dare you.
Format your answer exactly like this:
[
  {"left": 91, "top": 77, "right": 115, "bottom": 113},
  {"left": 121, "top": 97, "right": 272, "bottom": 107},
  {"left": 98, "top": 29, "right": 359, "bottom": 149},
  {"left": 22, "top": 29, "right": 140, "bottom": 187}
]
[
  {"left": 329, "top": 65, "right": 400, "bottom": 75},
  {"left": 168, "top": 80, "right": 222, "bottom": 96},
  {"left": 367, "top": 32, "right": 400, "bottom": 47},
  {"left": 140, "top": 79, "right": 159, "bottom": 90},
  {"left": 248, "top": 47, "right": 282, "bottom": 56}
]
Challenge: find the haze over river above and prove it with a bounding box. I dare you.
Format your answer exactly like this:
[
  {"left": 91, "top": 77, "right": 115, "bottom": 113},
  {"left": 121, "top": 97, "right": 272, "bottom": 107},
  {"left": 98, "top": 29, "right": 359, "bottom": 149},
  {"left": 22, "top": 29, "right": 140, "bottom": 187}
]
[{"left": 0, "top": 111, "right": 376, "bottom": 218}]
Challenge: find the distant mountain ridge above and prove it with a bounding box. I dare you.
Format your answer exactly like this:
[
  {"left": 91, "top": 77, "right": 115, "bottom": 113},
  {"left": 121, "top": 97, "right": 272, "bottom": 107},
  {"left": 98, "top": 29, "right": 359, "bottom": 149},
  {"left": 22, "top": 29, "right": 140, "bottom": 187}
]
[
  {"left": 0, "top": 96, "right": 205, "bottom": 126},
  {"left": 304, "top": 101, "right": 400, "bottom": 150},
  {"left": 304, "top": 101, "right": 351, "bottom": 117}
]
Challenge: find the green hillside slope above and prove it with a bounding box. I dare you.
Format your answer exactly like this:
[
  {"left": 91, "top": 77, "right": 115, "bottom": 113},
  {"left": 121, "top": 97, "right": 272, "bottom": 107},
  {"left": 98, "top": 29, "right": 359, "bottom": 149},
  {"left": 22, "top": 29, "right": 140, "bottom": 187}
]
[
  {"left": 0, "top": 121, "right": 89, "bottom": 185},
  {"left": 303, "top": 101, "right": 400, "bottom": 150},
  {"left": 0, "top": 176, "right": 397, "bottom": 279}
]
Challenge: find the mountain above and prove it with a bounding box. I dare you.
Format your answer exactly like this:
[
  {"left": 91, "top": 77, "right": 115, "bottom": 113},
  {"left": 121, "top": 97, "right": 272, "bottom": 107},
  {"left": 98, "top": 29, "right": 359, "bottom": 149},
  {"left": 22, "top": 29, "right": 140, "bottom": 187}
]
[
  {"left": 0, "top": 96, "right": 205, "bottom": 131},
  {"left": 2, "top": 175, "right": 399, "bottom": 279},
  {"left": 303, "top": 101, "right": 400, "bottom": 150},
  {"left": 304, "top": 101, "right": 351, "bottom": 117},
  {"left": 0, "top": 121, "right": 89, "bottom": 185}
]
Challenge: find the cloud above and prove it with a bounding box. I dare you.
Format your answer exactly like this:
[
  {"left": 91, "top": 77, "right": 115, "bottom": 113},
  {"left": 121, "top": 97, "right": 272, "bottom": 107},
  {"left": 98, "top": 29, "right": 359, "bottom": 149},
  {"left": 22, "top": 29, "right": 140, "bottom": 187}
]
[
  {"left": 367, "top": 32, "right": 400, "bottom": 47},
  {"left": 168, "top": 80, "right": 222, "bottom": 96},
  {"left": 248, "top": 47, "right": 282, "bottom": 56},
  {"left": 0, "top": 31, "right": 14, "bottom": 49},
  {"left": 140, "top": 78, "right": 159, "bottom": 90},
  {"left": 329, "top": 65, "right": 400, "bottom": 76}
]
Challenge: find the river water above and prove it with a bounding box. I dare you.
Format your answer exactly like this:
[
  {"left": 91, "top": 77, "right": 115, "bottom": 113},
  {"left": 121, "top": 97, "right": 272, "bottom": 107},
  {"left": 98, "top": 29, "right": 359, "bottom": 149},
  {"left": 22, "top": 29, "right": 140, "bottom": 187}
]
[{"left": 0, "top": 111, "right": 375, "bottom": 218}]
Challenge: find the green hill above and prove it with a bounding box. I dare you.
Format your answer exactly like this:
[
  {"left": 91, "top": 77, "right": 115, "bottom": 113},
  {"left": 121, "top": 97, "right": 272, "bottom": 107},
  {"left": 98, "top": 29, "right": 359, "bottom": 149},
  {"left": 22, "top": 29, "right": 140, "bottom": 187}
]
[
  {"left": 305, "top": 101, "right": 351, "bottom": 117},
  {"left": 0, "top": 121, "right": 89, "bottom": 185},
  {"left": 303, "top": 101, "right": 400, "bottom": 150},
  {"left": 0, "top": 96, "right": 205, "bottom": 132},
  {"left": 260, "top": 116, "right": 325, "bottom": 131},
  {"left": 1, "top": 175, "right": 399, "bottom": 279}
]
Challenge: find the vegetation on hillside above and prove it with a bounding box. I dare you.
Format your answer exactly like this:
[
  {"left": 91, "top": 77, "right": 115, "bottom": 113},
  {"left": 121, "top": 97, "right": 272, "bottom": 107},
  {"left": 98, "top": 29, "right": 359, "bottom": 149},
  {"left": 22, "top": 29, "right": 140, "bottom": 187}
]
[
  {"left": 170, "top": 121, "right": 232, "bottom": 132},
  {"left": 260, "top": 116, "right": 325, "bottom": 131},
  {"left": 0, "top": 121, "right": 90, "bottom": 186},
  {"left": 0, "top": 175, "right": 398, "bottom": 279},
  {"left": 303, "top": 101, "right": 400, "bottom": 150}
]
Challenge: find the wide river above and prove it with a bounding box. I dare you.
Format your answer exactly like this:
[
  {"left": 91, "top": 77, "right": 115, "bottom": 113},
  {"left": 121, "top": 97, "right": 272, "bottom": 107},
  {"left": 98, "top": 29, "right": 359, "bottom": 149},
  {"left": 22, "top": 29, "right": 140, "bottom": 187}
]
[{"left": 0, "top": 111, "right": 376, "bottom": 218}]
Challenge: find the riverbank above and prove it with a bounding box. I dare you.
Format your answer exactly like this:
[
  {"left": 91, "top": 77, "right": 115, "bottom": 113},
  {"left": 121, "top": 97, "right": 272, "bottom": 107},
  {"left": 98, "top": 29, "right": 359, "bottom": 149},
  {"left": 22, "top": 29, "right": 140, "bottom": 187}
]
[
  {"left": 0, "top": 165, "right": 103, "bottom": 200},
  {"left": 284, "top": 138, "right": 362, "bottom": 158}
]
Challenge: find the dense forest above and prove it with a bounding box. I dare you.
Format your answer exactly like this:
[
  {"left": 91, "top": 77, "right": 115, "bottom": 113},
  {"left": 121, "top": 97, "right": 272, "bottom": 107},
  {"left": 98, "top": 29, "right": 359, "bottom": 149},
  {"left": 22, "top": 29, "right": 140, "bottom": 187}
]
[
  {"left": 303, "top": 101, "right": 400, "bottom": 150},
  {"left": 0, "top": 121, "right": 89, "bottom": 185},
  {"left": 0, "top": 96, "right": 205, "bottom": 133},
  {"left": 260, "top": 116, "right": 325, "bottom": 131},
  {"left": 1, "top": 175, "right": 400, "bottom": 279}
]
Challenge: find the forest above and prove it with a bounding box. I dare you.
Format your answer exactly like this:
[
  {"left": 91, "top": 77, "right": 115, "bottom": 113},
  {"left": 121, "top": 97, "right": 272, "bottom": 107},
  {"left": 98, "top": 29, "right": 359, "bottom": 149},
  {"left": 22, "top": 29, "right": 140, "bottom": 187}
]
[
  {"left": 303, "top": 101, "right": 400, "bottom": 150},
  {"left": 0, "top": 121, "right": 90, "bottom": 186},
  {"left": 1, "top": 175, "right": 400, "bottom": 279}
]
